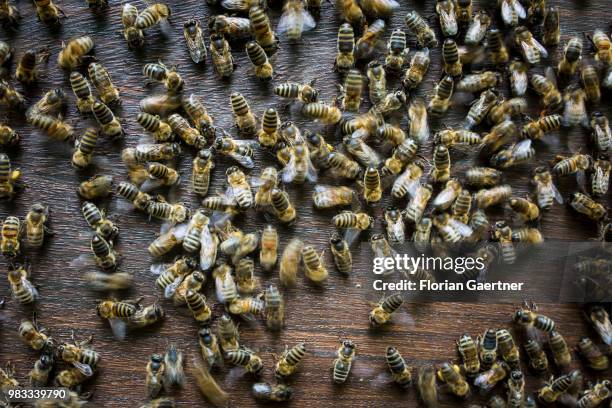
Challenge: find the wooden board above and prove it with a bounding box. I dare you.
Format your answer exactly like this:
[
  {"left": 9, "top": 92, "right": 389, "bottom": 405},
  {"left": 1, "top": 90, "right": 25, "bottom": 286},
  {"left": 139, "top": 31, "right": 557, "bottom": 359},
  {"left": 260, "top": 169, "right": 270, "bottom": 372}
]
[{"left": 0, "top": 0, "right": 611, "bottom": 406}]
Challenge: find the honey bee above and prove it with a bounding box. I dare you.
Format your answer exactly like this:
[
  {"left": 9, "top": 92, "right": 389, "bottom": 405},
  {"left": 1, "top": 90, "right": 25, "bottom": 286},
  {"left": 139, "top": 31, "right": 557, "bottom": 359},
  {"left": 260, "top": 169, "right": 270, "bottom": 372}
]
[
  {"left": 56, "top": 367, "right": 88, "bottom": 388},
  {"left": 197, "top": 327, "right": 223, "bottom": 370},
  {"left": 432, "top": 144, "right": 451, "bottom": 183},
  {"left": 145, "top": 354, "right": 165, "bottom": 399},
  {"left": 234, "top": 257, "right": 257, "bottom": 295},
  {"left": 280, "top": 238, "right": 302, "bottom": 287},
  {"left": 432, "top": 179, "right": 461, "bottom": 211},
  {"left": 436, "top": 0, "right": 457, "bottom": 37},
  {"left": 569, "top": 192, "right": 607, "bottom": 221},
  {"left": 588, "top": 112, "right": 611, "bottom": 153},
  {"left": 586, "top": 305, "right": 612, "bottom": 346},
  {"left": 338, "top": 69, "right": 363, "bottom": 112},
  {"left": 361, "top": 166, "right": 381, "bottom": 204},
  {"left": 437, "top": 362, "right": 470, "bottom": 398},
  {"left": 385, "top": 346, "right": 412, "bottom": 389},
  {"left": 404, "top": 184, "right": 432, "bottom": 225},
  {"left": 191, "top": 361, "right": 229, "bottom": 407},
  {"left": 417, "top": 366, "right": 438, "bottom": 408},
  {"left": 96, "top": 298, "right": 141, "bottom": 340},
  {"left": 435, "top": 129, "right": 481, "bottom": 148},
  {"left": 0, "top": 123, "right": 18, "bottom": 147},
  {"left": 581, "top": 65, "right": 601, "bottom": 103},
  {"left": 522, "top": 114, "right": 562, "bottom": 140},
  {"left": 402, "top": 49, "right": 430, "bottom": 91},
  {"left": 509, "top": 196, "right": 540, "bottom": 221},
  {"left": 302, "top": 245, "right": 328, "bottom": 283},
  {"left": 58, "top": 334, "right": 100, "bottom": 377},
  {"left": 380, "top": 139, "right": 418, "bottom": 177},
  {"left": 277, "top": 0, "right": 316, "bottom": 42},
  {"left": 29, "top": 348, "right": 54, "bottom": 387},
  {"left": 538, "top": 370, "right": 581, "bottom": 403},
  {"left": 166, "top": 114, "right": 206, "bottom": 149},
  {"left": 184, "top": 290, "right": 212, "bottom": 324},
  {"left": 530, "top": 167, "right": 562, "bottom": 210},
  {"left": 410, "top": 217, "right": 431, "bottom": 253},
  {"left": 117, "top": 181, "right": 152, "bottom": 211},
  {"left": 15, "top": 48, "right": 48, "bottom": 84},
  {"left": 33, "top": 0, "right": 64, "bottom": 25},
  {"left": 148, "top": 223, "right": 188, "bottom": 258},
  {"left": 405, "top": 11, "right": 437, "bottom": 48},
  {"left": 499, "top": 0, "right": 525, "bottom": 27},
  {"left": 592, "top": 156, "right": 610, "bottom": 196},
  {"left": 228, "top": 92, "right": 257, "bottom": 137},
  {"left": 130, "top": 302, "right": 165, "bottom": 328},
  {"left": 391, "top": 161, "right": 424, "bottom": 199},
  {"left": 324, "top": 152, "right": 360, "bottom": 180},
  {"left": 464, "top": 89, "right": 499, "bottom": 130},
  {"left": 143, "top": 62, "right": 184, "bottom": 95},
  {"left": 88, "top": 62, "right": 120, "bottom": 106},
  {"left": 456, "top": 72, "right": 500, "bottom": 94},
  {"left": 355, "top": 19, "right": 385, "bottom": 60},
  {"left": 384, "top": 29, "right": 408, "bottom": 72},
  {"left": 28, "top": 88, "right": 65, "bottom": 119},
  {"left": 249, "top": 6, "right": 278, "bottom": 56},
  {"left": 90, "top": 232, "right": 117, "bottom": 270},
  {"left": 244, "top": 42, "right": 272, "bottom": 82},
  {"left": 433, "top": 213, "right": 473, "bottom": 243},
  {"left": 181, "top": 210, "right": 209, "bottom": 254},
  {"left": 369, "top": 293, "right": 403, "bottom": 326},
  {"left": 577, "top": 380, "right": 612, "bottom": 408},
  {"left": 121, "top": 3, "right": 144, "bottom": 49},
  {"left": 0, "top": 362, "right": 19, "bottom": 391},
  {"left": 443, "top": 39, "right": 462, "bottom": 77},
  {"left": 557, "top": 37, "right": 583, "bottom": 80},
  {"left": 217, "top": 314, "right": 240, "bottom": 352},
  {"left": 135, "top": 3, "right": 171, "bottom": 30},
  {"left": 275, "top": 81, "right": 319, "bottom": 104},
  {"left": 136, "top": 114, "right": 172, "bottom": 143},
  {"left": 139, "top": 93, "right": 182, "bottom": 117},
  {"left": 542, "top": 6, "right": 560, "bottom": 46},
  {"left": 227, "top": 347, "right": 264, "bottom": 375},
  {"left": 147, "top": 196, "right": 190, "bottom": 223},
  {"left": 25, "top": 203, "right": 50, "bottom": 248},
  {"left": 428, "top": 75, "right": 454, "bottom": 116},
  {"left": 152, "top": 256, "right": 197, "bottom": 299},
  {"left": 480, "top": 120, "right": 518, "bottom": 158},
  {"left": 486, "top": 29, "right": 509, "bottom": 66},
  {"left": 490, "top": 139, "right": 535, "bottom": 169},
  {"left": 1, "top": 216, "right": 21, "bottom": 257},
  {"left": 19, "top": 318, "right": 52, "bottom": 351},
  {"left": 329, "top": 233, "right": 352, "bottom": 275},
  {"left": 474, "top": 361, "right": 510, "bottom": 393},
  {"left": 513, "top": 304, "right": 555, "bottom": 332},
  {"left": 524, "top": 339, "right": 548, "bottom": 372},
  {"left": 332, "top": 340, "right": 356, "bottom": 384},
  {"left": 531, "top": 72, "right": 562, "bottom": 112},
  {"left": 364, "top": 63, "right": 386, "bottom": 108},
  {"left": 210, "top": 34, "right": 235, "bottom": 78},
  {"left": 478, "top": 328, "right": 497, "bottom": 371},
  {"left": 302, "top": 102, "right": 342, "bottom": 125},
  {"left": 382, "top": 207, "right": 404, "bottom": 245},
  {"left": 370, "top": 90, "right": 406, "bottom": 117},
  {"left": 0, "top": 80, "right": 22, "bottom": 110},
  {"left": 264, "top": 284, "right": 284, "bottom": 331},
  {"left": 466, "top": 167, "right": 502, "bottom": 188},
  {"left": 208, "top": 15, "right": 251, "bottom": 40},
  {"left": 77, "top": 175, "right": 113, "bottom": 201},
  {"left": 492, "top": 221, "right": 515, "bottom": 264},
  {"left": 464, "top": 11, "right": 490, "bottom": 45},
  {"left": 496, "top": 328, "right": 520, "bottom": 369},
  {"left": 336, "top": 0, "right": 365, "bottom": 29},
  {"left": 162, "top": 344, "right": 185, "bottom": 390},
  {"left": 274, "top": 342, "right": 306, "bottom": 380},
  {"left": 28, "top": 113, "right": 73, "bottom": 142},
  {"left": 590, "top": 30, "right": 612, "bottom": 66},
  {"left": 84, "top": 271, "right": 132, "bottom": 291},
  {"left": 182, "top": 19, "right": 206, "bottom": 64},
  {"left": 224, "top": 166, "right": 252, "bottom": 210},
  {"left": 335, "top": 23, "right": 355, "bottom": 73}
]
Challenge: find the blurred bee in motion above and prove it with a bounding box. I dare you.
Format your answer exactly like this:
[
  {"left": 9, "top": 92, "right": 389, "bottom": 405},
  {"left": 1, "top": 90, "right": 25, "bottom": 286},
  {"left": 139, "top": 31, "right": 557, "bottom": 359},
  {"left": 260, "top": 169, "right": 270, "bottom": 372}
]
[
  {"left": 1, "top": 215, "right": 21, "bottom": 257},
  {"left": 0, "top": 123, "right": 18, "bottom": 147},
  {"left": 514, "top": 26, "right": 547, "bottom": 65},
  {"left": 335, "top": 23, "right": 355, "bottom": 73},
  {"left": 336, "top": 0, "right": 365, "bottom": 29},
  {"left": 57, "top": 36, "right": 94, "bottom": 71},
  {"left": 592, "top": 155, "right": 610, "bottom": 196},
  {"left": 532, "top": 166, "right": 562, "bottom": 210},
  {"left": 436, "top": 0, "right": 457, "bottom": 37},
  {"left": 15, "top": 48, "right": 48, "bottom": 85},
  {"left": 252, "top": 383, "right": 292, "bottom": 402},
  {"left": 384, "top": 29, "right": 408, "bottom": 72},
  {"left": 183, "top": 19, "right": 206, "bottom": 64},
  {"left": 19, "top": 318, "right": 52, "bottom": 351},
  {"left": 77, "top": 174, "right": 113, "bottom": 200},
  {"left": 208, "top": 15, "right": 251, "bottom": 41},
  {"left": 590, "top": 30, "right": 612, "bottom": 66},
  {"left": 464, "top": 11, "right": 490, "bottom": 45},
  {"left": 437, "top": 362, "right": 470, "bottom": 398},
  {"left": 209, "top": 33, "right": 235, "bottom": 78},
  {"left": 404, "top": 11, "right": 437, "bottom": 48},
  {"left": 499, "top": 0, "right": 525, "bottom": 27},
  {"left": 369, "top": 293, "right": 403, "bottom": 326},
  {"left": 524, "top": 338, "right": 548, "bottom": 372},
  {"left": 480, "top": 120, "right": 518, "bottom": 159},
  {"left": 227, "top": 347, "right": 264, "bottom": 375},
  {"left": 264, "top": 284, "right": 284, "bottom": 331},
  {"left": 557, "top": 37, "right": 582, "bottom": 80},
  {"left": 84, "top": 271, "right": 132, "bottom": 291},
  {"left": 581, "top": 64, "right": 601, "bottom": 103},
  {"left": 542, "top": 6, "right": 560, "bottom": 46},
  {"left": 385, "top": 346, "right": 411, "bottom": 389},
  {"left": 277, "top": 0, "right": 316, "bottom": 42},
  {"left": 258, "top": 224, "right": 278, "bottom": 272},
  {"left": 0, "top": 80, "right": 24, "bottom": 110},
  {"left": 428, "top": 75, "right": 454, "bottom": 116},
  {"left": 403, "top": 48, "right": 430, "bottom": 90},
  {"left": 0, "top": 0, "right": 19, "bottom": 28},
  {"left": 569, "top": 192, "right": 607, "bottom": 221},
  {"left": 121, "top": 3, "right": 144, "bottom": 49},
  {"left": 577, "top": 380, "right": 612, "bottom": 408},
  {"left": 33, "top": 0, "right": 65, "bottom": 25},
  {"left": 417, "top": 366, "right": 438, "bottom": 407},
  {"left": 279, "top": 238, "right": 302, "bottom": 287},
  {"left": 135, "top": 3, "right": 171, "bottom": 30},
  {"left": 162, "top": 344, "right": 185, "bottom": 391},
  {"left": 466, "top": 167, "right": 502, "bottom": 188},
  {"left": 145, "top": 354, "right": 165, "bottom": 399},
  {"left": 275, "top": 342, "right": 306, "bottom": 380},
  {"left": 25, "top": 203, "right": 50, "bottom": 248},
  {"left": 249, "top": 6, "right": 278, "bottom": 56},
  {"left": 332, "top": 340, "right": 355, "bottom": 384},
  {"left": 508, "top": 196, "right": 539, "bottom": 222},
  {"left": 302, "top": 244, "right": 328, "bottom": 283},
  {"left": 143, "top": 61, "right": 184, "bottom": 94},
  {"left": 88, "top": 62, "right": 120, "bottom": 106},
  {"left": 28, "top": 113, "right": 73, "bottom": 142},
  {"left": 486, "top": 29, "right": 509, "bottom": 66},
  {"left": 90, "top": 232, "right": 117, "bottom": 270},
  {"left": 538, "top": 370, "right": 581, "bottom": 403},
  {"left": 456, "top": 71, "right": 499, "bottom": 93}
]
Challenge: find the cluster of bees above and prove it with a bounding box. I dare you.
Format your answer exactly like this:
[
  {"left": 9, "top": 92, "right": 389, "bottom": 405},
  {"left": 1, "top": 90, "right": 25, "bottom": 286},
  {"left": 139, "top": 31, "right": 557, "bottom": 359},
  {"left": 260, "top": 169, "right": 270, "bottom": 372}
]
[{"left": 0, "top": 0, "right": 609, "bottom": 405}]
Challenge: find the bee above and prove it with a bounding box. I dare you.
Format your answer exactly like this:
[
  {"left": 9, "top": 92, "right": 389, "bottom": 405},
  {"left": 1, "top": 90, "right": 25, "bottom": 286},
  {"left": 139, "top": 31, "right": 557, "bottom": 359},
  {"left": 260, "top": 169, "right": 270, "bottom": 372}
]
[
  {"left": 92, "top": 101, "right": 124, "bottom": 140},
  {"left": 162, "top": 344, "right": 185, "bottom": 390},
  {"left": 557, "top": 37, "right": 582, "bottom": 80},
  {"left": 243, "top": 43, "right": 272, "bottom": 83},
  {"left": 135, "top": 3, "right": 171, "bottom": 30},
  {"left": 499, "top": 0, "right": 525, "bottom": 27},
  {"left": 277, "top": 0, "right": 316, "bottom": 42},
  {"left": 506, "top": 59, "right": 529, "bottom": 97},
  {"left": 0, "top": 0, "right": 18, "bottom": 28},
  {"left": 496, "top": 328, "right": 520, "bottom": 369},
  {"left": 19, "top": 318, "right": 52, "bottom": 351},
  {"left": 432, "top": 144, "right": 452, "bottom": 183},
  {"left": 581, "top": 65, "right": 601, "bottom": 103},
  {"left": 137, "top": 113, "right": 172, "bottom": 143},
  {"left": 27, "top": 88, "right": 65, "bottom": 119},
  {"left": 29, "top": 113, "right": 73, "bottom": 142},
  {"left": 437, "top": 362, "right": 470, "bottom": 398},
  {"left": 329, "top": 233, "right": 352, "bottom": 275},
  {"left": 77, "top": 175, "right": 113, "bottom": 200},
  {"left": 209, "top": 34, "right": 235, "bottom": 78},
  {"left": 148, "top": 224, "right": 188, "bottom": 258},
  {"left": 0, "top": 362, "right": 19, "bottom": 391},
  {"left": 335, "top": 23, "right": 355, "bottom": 73},
  {"left": 590, "top": 112, "right": 611, "bottom": 152},
  {"left": 253, "top": 225, "right": 279, "bottom": 274},
  {"left": 197, "top": 327, "right": 223, "bottom": 370},
  {"left": 121, "top": 3, "right": 144, "bottom": 49},
  {"left": 143, "top": 61, "right": 183, "bottom": 95},
  {"left": 512, "top": 227, "right": 543, "bottom": 244},
  {"left": 449, "top": 189, "right": 471, "bottom": 226},
  {"left": 553, "top": 153, "right": 592, "bottom": 178},
  {"left": 208, "top": 15, "right": 251, "bottom": 40},
  {"left": 262, "top": 284, "right": 284, "bottom": 331},
  {"left": 90, "top": 233, "right": 117, "bottom": 270},
  {"left": 509, "top": 197, "right": 539, "bottom": 221},
  {"left": 0, "top": 123, "right": 17, "bottom": 147},
  {"left": 436, "top": 129, "right": 481, "bottom": 148},
  {"left": 0, "top": 81, "right": 22, "bottom": 111},
  {"left": 538, "top": 370, "right": 581, "bottom": 403},
  {"left": 371, "top": 89, "right": 406, "bottom": 117},
  {"left": 234, "top": 257, "right": 257, "bottom": 295},
  {"left": 591, "top": 30, "right": 612, "bottom": 66},
  {"left": 355, "top": 19, "right": 385, "bottom": 60},
  {"left": 251, "top": 166, "right": 277, "bottom": 209},
  {"left": 522, "top": 114, "right": 562, "bottom": 141},
  {"left": 405, "top": 11, "right": 437, "bottom": 48},
  {"left": 531, "top": 73, "right": 562, "bottom": 112},
  {"left": 434, "top": 213, "right": 473, "bottom": 243},
  {"left": 249, "top": 6, "right": 278, "bottom": 56},
  {"left": 96, "top": 298, "right": 141, "bottom": 340},
  {"left": 464, "top": 11, "right": 490, "bottom": 45},
  {"left": 25, "top": 203, "right": 50, "bottom": 248},
  {"left": 361, "top": 166, "right": 381, "bottom": 204},
  {"left": 592, "top": 156, "right": 610, "bottom": 196},
  {"left": 337, "top": 0, "right": 364, "bottom": 29},
  {"left": 29, "top": 348, "right": 54, "bottom": 387},
  {"left": 225, "top": 166, "right": 253, "bottom": 210},
  {"left": 474, "top": 360, "right": 510, "bottom": 392},
  {"left": 147, "top": 197, "right": 190, "bottom": 223},
  {"left": 145, "top": 354, "right": 165, "bottom": 399},
  {"left": 15, "top": 49, "right": 47, "bottom": 84},
  {"left": 513, "top": 304, "right": 555, "bottom": 332},
  {"left": 274, "top": 81, "right": 319, "bottom": 104},
  {"left": 411, "top": 218, "right": 432, "bottom": 254},
  {"left": 1, "top": 216, "right": 21, "bottom": 257},
  {"left": 486, "top": 29, "right": 509, "bottom": 66},
  {"left": 324, "top": 152, "right": 359, "bottom": 180},
  {"left": 167, "top": 113, "right": 206, "bottom": 149},
  {"left": 542, "top": 7, "right": 560, "bottom": 46},
  {"left": 302, "top": 102, "right": 342, "bottom": 125},
  {"left": 117, "top": 181, "right": 153, "bottom": 211},
  {"left": 181, "top": 210, "right": 209, "bottom": 254},
  {"left": 488, "top": 97, "right": 529, "bottom": 125},
  {"left": 182, "top": 19, "right": 206, "bottom": 64},
  {"left": 433, "top": 179, "right": 462, "bottom": 211},
  {"left": 153, "top": 256, "right": 198, "bottom": 299},
  {"left": 184, "top": 290, "right": 212, "bottom": 324},
  {"left": 251, "top": 383, "right": 292, "bottom": 402},
  {"left": 381, "top": 139, "right": 418, "bottom": 177},
  {"left": 464, "top": 89, "right": 499, "bottom": 130},
  {"left": 57, "top": 367, "right": 88, "bottom": 388},
  {"left": 384, "top": 346, "right": 412, "bottom": 389},
  {"left": 364, "top": 62, "right": 386, "bottom": 108},
  {"left": 268, "top": 188, "right": 295, "bottom": 224},
  {"left": 332, "top": 340, "right": 356, "bottom": 384},
  {"left": 417, "top": 366, "right": 438, "bottom": 408},
  {"left": 403, "top": 48, "right": 430, "bottom": 90},
  {"left": 182, "top": 96, "right": 214, "bottom": 141},
  {"left": 478, "top": 328, "right": 497, "bottom": 371},
  {"left": 227, "top": 347, "right": 264, "bottom": 375},
  {"left": 570, "top": 192, "right": 607, "bottom": 221},
  {"left": 190, "top": 362, "right": 229, "bottom": 408},
  {"left": 229, "top": 92, "right": 257, "bottom": 137},
  {"left": 301, "top": 245, "right": 328, "bottom": 283},
  {"left": 577, "top": 380, "right": 612, "bottom": 408},
  {"left": 391, "top": 161, "right": 424, "bottom": 199},
  {"left": 58, "top": 335, "right": 100, "bottom": 377},
  {"left": 84, "top": 271, "right": 132, "bottom": 291},
  {"left": 436, "top": 0, "right": 457, "bottom": 37},
  {"left": 586, "top": 305, "right": 612, "bottom": 346},
  {"left": 493, "top": 221, "right": 516, "bottom": 264},
  {"left": 255, "top": 110, "right": 279, "bottom": 150},
  {"left": 383, "top": 207, "right": 405, "bottom": 245},
  {"left": 480, "top": 120, "right": 519, "bottom": 159},
  {"left": 524, "top": 339, "right": 548, "bottom": 372},
  {"left": 139, "top": 93, "right": 182, "bottom": 116},
  {"left": 279, "top": 238, "right": 302, "bottom": 287},
  {"left": 88, "top": 62, "right": 120, "bottom": 106},
  {"left": 403, "top": 184, "right": 431, "bottom": 225},
  {"left": 384, "top": 29, "right": 408, "bottom": 72},
  {"left": 514, "top": 27, "right": 548, "bottom": 65},
  {"left": 33, "top": 0, "right": 64, "bottom": 25},
  {"left": 273, "top": 342, "right": 306, "bottom": 380},
  {"left": 456, "top": 72, "right": 500, "bottom": 94},
  {"left": 338, "top": 69, "right": 363, "bottom": 112},
  {"left": 145, "top": 163, "right": 180, "bottom": 189},
  {"left": 216, "top": 314, "right": 240, "bottom": 354},
  {"left": 428, "top": 75, "right": 454, "bottom": 116},
  {"left": 369, "top": 293, "right": 403, "bottom": 326}
]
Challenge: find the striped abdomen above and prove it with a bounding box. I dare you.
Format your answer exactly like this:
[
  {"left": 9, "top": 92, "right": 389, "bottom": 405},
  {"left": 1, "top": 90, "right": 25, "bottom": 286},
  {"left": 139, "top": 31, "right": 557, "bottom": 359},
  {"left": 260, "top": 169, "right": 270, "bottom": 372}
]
[
  {"left": 246, "top": 41, "right": 267, "bottom": 67},
  {"left": 227, "top": 349, "right": 253, "bottom": 367},
  {"left": 185, "top": 289, "right": 211, "bottom": 323},
  {"left": 381, "top": 293, "right": 404, "bottom": 314},
  {"left": 3, "top": 216, "right": 20, "bottom": 240},
  {"left": 333, "top": 212, "right": 358, "bottom": 228},
  {"left": 182, "top": 226, "right": 202, "bottom": 253},
  {"left": 77, "top": 128, "right": 98, "bottom": 156},
  {"left": 135, "top": 4, "right": 170, "bottom": 29},
  {"left": 249, "top": 6, "right": 276, "bottom": 55},
  {"left": 91, "top": 234, "right": 111, "bottom": 258},
  {"left": 452, "top": 190, "right": 472, "bottom": 222},
  {"left": 363, "top": 167, "right": 381, "bottom": 201},
  {"left": 337, "top": 23, "right": 354, "bottom": 53},
  {"left": 117, "top": 182, "right": 139, "bottom": 202},
  {"left": 80, "top": 349, "right": 100, "bottom": 368},
  {"left": 137, "top": 112, "right": 162, "bottom": 132},
  {"left": 142, "top": 63, "right": 167, "bottom": 81},
  {"left": 112, "top": 302, "right": 137, "bottom": 318},
  {"left": 284, "top": 343, "right": 306, "bottom": 366},
  {"left": 386, "top": 347, "right": 411, "bottom": 388},
  {"left": 147, "top": 202, "right": 172, "bottom": 220},
  {"left": 302, "top": 246, "right": 323, "bottom": 270},
  {"left": 388, "top": 29, "right": 406, "bottom": 53},
  {"left": 230, "top": 92, "right": 250, "bottom": 116},
  {"left": 443, "top": 39, "right": 460, "bottom": 66},
  {"left": 270, "top": 189, "right": 292, "bottom": 214},
  {"left": 274, "top": 83, "right": 300, "bottom": 99},
  {"left": 10, "top": 274, "right": 36, "bottom": 304},
  {"left": 0, "top": 153, "right": 11, "bottom": 182},
  {"left": 148, "top": 162, "right": 172, "bottom": 179},
  {"left": 92, "top": 102, "right": 115, "bottom": 126},
  {"left": 333, "top": 358, "right": 351, "bottom": 383},
  {"left": 436, "top": 76, "right": 454, "bottom": 100},
  {"left": 82, "top": 201, "right": 103, "bottom": 228},
  {"left": 262, "top": 108, "right": 279, "bottom": 134},
  {"left": 69, "top": 72, "right": 94, "bottom": 111},
  {"left": 433, "top": 145, "right": 450, "bottom": 176}
]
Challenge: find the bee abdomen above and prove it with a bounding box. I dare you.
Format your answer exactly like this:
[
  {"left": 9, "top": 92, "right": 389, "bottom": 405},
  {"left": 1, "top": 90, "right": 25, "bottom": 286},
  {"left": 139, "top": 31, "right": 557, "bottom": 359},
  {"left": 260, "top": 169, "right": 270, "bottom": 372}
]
[
  {"left": 227, "top": 350, "right": 252, "bottom": 366},
  {"left": 302, "top": 246, "right": 322, "bottom": 269},
  {"left": 0, "top": 154, "right": 10, "bottom": 181},
  {"left": 137, "top": 112, "right": 162, "bottom": 132},
  {"left": 82, "top": 201, "right": 103, "bottom": 228},
  {"left": 274, "top": 83, "right": 299, "bottom": 99},
  {"left": 381, "top": 293, "right": 404, "bottom": 313},
  {"left": 285, "top": 343, "right": 306, "bottom": 366},
  {"left": 333, "top": 212, "right": 356, "bottom": 228},
  {"left": 230, "top": 92, "right": 250, "bottom": 116},
  {"left": 385, "top": 347, "right": 406, "bottom": 373},
  {"left": 534, "top": 315, "right": 555, "bottom": 332},
  {"left": 337, "top": 24, "right": 355, "bottom": 53},
  {"left": 333, "top": 359, "right": 351, "bottom": 383},
  {"left": 271, "top": 189, "right": 290, "bottom": 213},
  {"left": 77, "top": 128, "right": 98, "bottom": 156},
  {"left": 143, "top": 63, "right": 167, "bottom": 81},
  {"left": 147, "top": 162, "right": 170, "bottom": 179},
  {"left": 117, "top": 182, "right": 139, "bottom": 201},
  {"left": 262, "top": 108, "right": 279, "bottom": 135},
  {"left": 91, "top": 234, "right": 111, "bottom": 257},
  {"left": 92, "top": 102, "right": 115, "bottom": 125},
  {"left": 246, "top": 41, "right": 268, "bottom": 67},
  {"left": 147, "top": 202, "right": 171, "bottom": 220},
  {"left": 114, "top": 302, "right": 137, "bottom": 318}
]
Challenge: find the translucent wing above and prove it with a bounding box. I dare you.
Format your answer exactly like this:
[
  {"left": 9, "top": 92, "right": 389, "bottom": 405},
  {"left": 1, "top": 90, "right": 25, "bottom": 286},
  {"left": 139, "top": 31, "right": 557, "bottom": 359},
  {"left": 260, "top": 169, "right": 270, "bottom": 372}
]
[
  {"left": 500, "top": 0, "right": 514, "bottom": 25},
  {"left": 533, "top": 38, "right": 548, "bottom": 59},
  {"left": 220, "top": 0, "right": 249, "bottom": 11},
  {"left": 186, "top": 36, "right": 206, "bottom": 64},
  {"left": 228, "top": 152, "right": 255, "bottom": 169},
  {"left": 164, "top": 276, "right": 183, "bottom": 299},
  {"left": 200, "top": 227, "right": 218, "bottom": 270},
  {"left": 450, "top": 219, "right": 473, "bottom": 237},
  {"left": 73, "top": 361, "right": 93, "bottom": 377},
  {"left": 550, "top": 181, "right": 564, "bottom": 204},
  {"left": 150, "top": 263, "right": 167, "bottom": 276},
  {"left": 68, "top": 254, "right": 95, "bottom": 270},
  {"left": 593, "top": 319, "right": 612, "bottom": 345},
  {"left": 109, "top": 318, "right": 127, "bottom": 341},
  {"left": 514, "top": 139, "right": 532, "bottom": 156},
  {"left": 280, "top": 153, "right": 297, "bottom": 184},
  {"left": 277, "top": 8, "right": 298, "bottom": 35},
  {"left": 343, "top": 227, "right": 361, "bottom": 247},
  {"left": 301, "top": 9, "right": 316, "bottom": 31},
  {"left": 513, "top": 0, "right": 526, "bottom": 18},
  {"left": 305, "top": 153, "right": 318, "bottom": 182},
  {"left": 172, "top": 222, "right": 189, "bottom": 240},
  {"left": 511, "top": 70, "right": 528, "bottom": 96},
  {"left": 520, "top": 41, "right": 538, "bottom": 64},
  {"left": 440, "top": 11, "right": 458, "bottom": 36},
  {"left": 21, "top": 278, "right": 39, "bottom": 301},
  {"left": 432, "top": 187, "right": 456, "bottom": 208},
  {"left": 140, "top": 177, "right": 165, "bottom": 193}
]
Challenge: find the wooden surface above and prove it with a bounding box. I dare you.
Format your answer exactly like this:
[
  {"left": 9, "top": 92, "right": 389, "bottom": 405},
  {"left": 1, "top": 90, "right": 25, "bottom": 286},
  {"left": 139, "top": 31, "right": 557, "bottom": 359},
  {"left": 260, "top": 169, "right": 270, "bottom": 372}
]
[{"left": 0, "top": 0, "right": 611, "bottom": 407}]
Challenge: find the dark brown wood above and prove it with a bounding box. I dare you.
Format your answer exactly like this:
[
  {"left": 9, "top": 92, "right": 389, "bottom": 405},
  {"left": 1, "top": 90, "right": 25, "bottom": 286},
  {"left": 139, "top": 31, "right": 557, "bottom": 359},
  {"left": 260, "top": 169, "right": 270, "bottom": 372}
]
[{"left": 0, "top": 0, "right": 610, "bottom": 407}]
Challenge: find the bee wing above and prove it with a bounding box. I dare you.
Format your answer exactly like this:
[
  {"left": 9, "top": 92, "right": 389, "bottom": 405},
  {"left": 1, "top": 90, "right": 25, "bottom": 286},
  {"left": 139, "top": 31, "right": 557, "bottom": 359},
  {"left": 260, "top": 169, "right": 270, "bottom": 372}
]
[
  {"left": 593, "top": 319, "right": 612, "bottom": 345},
  {"left": 186, "top": 36, "right": 206, "bottom": 64},
  {"left": 280, "top": 153, "right": 298, "bottom": 184},
  {"left": 228, "top": 151, "right": 255, "bottom": 169},
  {"left": 511, "top": 70, "right": 528, "bottom": 96},
  {"left": 513, "top": 139, "right": 532, "bottom": 156},
  {"left": 68, "top": 254, "right": 95, "bottom": 271},
  {"left": 215, "top": 272, "right": 236, "bottom": 304},
  {"left": 576, "top": 170, "right": 586, "bottom": 190},
  {"left": 343, "top": 228, "right": 362, "bottom": 247},
  {"left": 519, "top": 40, "right": 538, "bottom": 64},
  {"left": 220, "top": 0, "right": 248, "bottom": 11},
  {"left": 108, "top": 318, "right": 127, "bottom": 341},
  {"left": 474, "top": 370, "right": 495, "bottom": 391},
  {"left": 449, "top": 219, "right": 474, "bottom": 237},
  {"left": 305, "top": 153, "right": 319, "bottom": 182},
  {"left": 513, "top": 0, "right": 526, "bottom": 18},
  {"left": 200, "top": 227, "right": 218, "bottom": 271},
  {"left": 439, "top": 10, "right": 458, "bottom": 36},
  {"left": 532, "top": 38, "right": 548, "bottom": 59},
  {"left": 550, "top": 181, "right": 564, "bottom": 204},
  {"left": 172, "top": 222, "right": 189, "bottom": 240},
  {"left": 389, "top": 222, "right": 405, "bottom": 244},
  {"left": 150, "top": 263, "right": 167, "bottom": 276},
  {"left": 432, "top": 187, "right": 455, "bottom": 208},
  {"left": 164, "top": 276, "right": 183, "bottom": 299},
  {"left": 500, "top": 0, "right": 514, "bottom": 25},
  {"left": 140, "top": 177, "right": 165, "bottom": 193},
  {"left": 72, "top": 361, "right": 93, "bottom": 377},
  {"left": 277, "top": 8, "right": 298, "bottom": 35},
  {"left": 21, "top": 278, "right": 39, "bottom": 300}
]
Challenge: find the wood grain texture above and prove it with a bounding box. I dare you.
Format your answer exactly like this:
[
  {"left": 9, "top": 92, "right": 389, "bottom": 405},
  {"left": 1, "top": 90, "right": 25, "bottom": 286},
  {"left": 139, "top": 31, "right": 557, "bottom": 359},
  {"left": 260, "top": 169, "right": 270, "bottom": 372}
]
[{"left": 0, "top": 0, "right": 610, "bottom": 407}]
